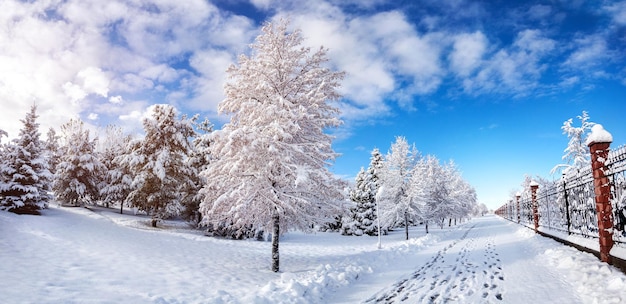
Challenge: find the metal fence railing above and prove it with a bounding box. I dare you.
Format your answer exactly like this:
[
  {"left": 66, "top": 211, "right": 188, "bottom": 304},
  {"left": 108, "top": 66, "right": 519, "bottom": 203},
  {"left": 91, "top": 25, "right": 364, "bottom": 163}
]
[{"left": 496, "top": 145, "right": 626, "bottom": 246}]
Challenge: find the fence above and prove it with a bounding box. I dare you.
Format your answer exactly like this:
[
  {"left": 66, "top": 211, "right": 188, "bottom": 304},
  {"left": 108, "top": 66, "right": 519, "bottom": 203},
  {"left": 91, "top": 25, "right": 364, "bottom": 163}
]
[{"left": 495, "top": 142, "right": 626, "bottom": 260}]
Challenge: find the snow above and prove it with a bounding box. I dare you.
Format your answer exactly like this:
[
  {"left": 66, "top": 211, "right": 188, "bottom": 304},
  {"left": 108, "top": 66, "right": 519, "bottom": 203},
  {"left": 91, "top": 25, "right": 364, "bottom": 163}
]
[
  {"left": 2, "top": 207, "right": 626, "bottom": 303},
  {"left": 586, "top": 124, "right": 613, "bottom": 146}
]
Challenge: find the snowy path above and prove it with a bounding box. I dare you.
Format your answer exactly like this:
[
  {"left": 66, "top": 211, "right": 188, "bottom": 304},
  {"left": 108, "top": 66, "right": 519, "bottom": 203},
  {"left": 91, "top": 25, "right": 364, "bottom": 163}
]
[{"left": 357, "top": 216, "right": 613, "bottom": 304}]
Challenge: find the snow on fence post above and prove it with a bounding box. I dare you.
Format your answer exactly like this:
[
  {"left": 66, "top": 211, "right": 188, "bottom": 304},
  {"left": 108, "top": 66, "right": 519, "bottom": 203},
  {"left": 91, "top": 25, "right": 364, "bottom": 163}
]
[
  {"left": 586, "top": 124, "right": 613, "bottom": 263},
  {"left": 516, "top": 192, "right": 521, "bottom": 224},
  {"left": 530, "top": 181, "right": 539, "bottom": 233}
]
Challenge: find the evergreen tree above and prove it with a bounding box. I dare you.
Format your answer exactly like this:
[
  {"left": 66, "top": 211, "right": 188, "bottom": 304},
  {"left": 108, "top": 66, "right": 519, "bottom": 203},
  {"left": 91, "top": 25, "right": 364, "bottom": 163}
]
[
  {"left": 53, "top": 119, "right": 105, "bottom": 206},
  {"left": 121, "top": 105, "right": 195, "bottom": 227},
  {"left": 0, "top": 129, "right": 8, "bottom": 197},
  {"left": 181, "top": 117, "right": 213, "bottom": 224},
  {"left": 343, "top": 148, "right": 383, "bottom": 236},
  {"left": 99, "top": 125, "right": 134, "bottom": 212},
  {"left": 199, "top": 19, "right": 345, "bottom": 272},
  {"left": 342, "top": 167, "right": 369, "bottom": 236},
  {"left": 0, "top": 105, "right": 52, "bottom": 214},
  {"left": 44, "top": 127, "right": 60, "bottom": 175},
  {"left": 368, "top": 148, "right": 384, "bottom": 236}
]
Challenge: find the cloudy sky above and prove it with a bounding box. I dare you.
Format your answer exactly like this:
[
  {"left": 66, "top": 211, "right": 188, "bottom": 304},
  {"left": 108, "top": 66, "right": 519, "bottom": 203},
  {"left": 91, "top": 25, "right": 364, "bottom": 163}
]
[{"left": 1, "top": 0, "right": 625, "bottom": 209}]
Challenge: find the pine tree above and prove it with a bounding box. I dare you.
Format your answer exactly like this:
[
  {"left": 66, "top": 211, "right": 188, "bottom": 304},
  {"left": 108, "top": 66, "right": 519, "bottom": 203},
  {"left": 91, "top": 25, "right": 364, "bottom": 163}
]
[
  {"left": 121, "top": 105, "right": 195, "bottom": 227},
  {"left": 44, "top": 128, "right": 60, "bottom": 175},
  {"left": 377, "top": 136, "right": 419, "bottom": 240},
  {"left": 99, "top": 125, "right": 134, "bottom": 212},
  {"left": 0, "top": 129, "right": 8, "bottom": 198},
  {"left": 199, "top": 19, "right": 345, "bottom": 272},
  {"left": 53, "top": 119, "right": 105, "bottom": 206},
  {"left": 368, "top": 148, "right": 384, "bottom": 236},
  {"left": 342, "top": 167, "right": 368, "bottom": 236},
  {"left": 0, "top": 105, "right": 52, "bottom": 214},
  {"left": 181, "top": 117, "right": 213, "bottom": 224},
  {"left": 343, "top": 148, "right": 383, "bottom": 236}
]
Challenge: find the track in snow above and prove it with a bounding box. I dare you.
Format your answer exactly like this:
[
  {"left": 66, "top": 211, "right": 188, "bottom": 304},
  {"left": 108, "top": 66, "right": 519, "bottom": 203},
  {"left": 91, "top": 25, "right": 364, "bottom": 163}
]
[{"left": 365, "top": 222, "right": 505, "bottom": 303}]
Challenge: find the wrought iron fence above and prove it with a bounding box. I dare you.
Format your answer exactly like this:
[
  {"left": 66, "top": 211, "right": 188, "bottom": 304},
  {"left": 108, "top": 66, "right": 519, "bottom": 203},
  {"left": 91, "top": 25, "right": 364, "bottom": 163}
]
[{"left": 498, "top": 145, "right": 626, "bottom": 246}]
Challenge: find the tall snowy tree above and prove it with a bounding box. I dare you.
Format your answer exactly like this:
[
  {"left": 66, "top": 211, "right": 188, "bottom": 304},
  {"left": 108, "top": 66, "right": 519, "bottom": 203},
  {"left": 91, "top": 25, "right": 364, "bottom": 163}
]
[
  {"left": 343, "top": 148, "right": 384, "bottom": 236},
  {"left": 199, "top": 19, "right": 345, "bottom": 272},
  {"left": 98, "top": 125, "right": 134, "bottom": 213},
  {"left": 551, "top": 111, "right": 595, "bottom": 176},
  {"left": 377, "top": 136, "right": 420, "bottom": 240},
  {"left": 121, "top": 105, "right": 195, "bottom": 227},
  {"left": 0, "top": 105, "right": 52, "bottom": 214},
  {"left": 44, "top": 127, "right": 60, "bottom": 175},
  {"left": 53, "top": 119, "right": 105, "bottom": 206},
  {"left": 343, "top": 167, "right": 374, "bottom": 236},
  {"left": 181, "top": 117, "right": 213, "bottom": 224}
]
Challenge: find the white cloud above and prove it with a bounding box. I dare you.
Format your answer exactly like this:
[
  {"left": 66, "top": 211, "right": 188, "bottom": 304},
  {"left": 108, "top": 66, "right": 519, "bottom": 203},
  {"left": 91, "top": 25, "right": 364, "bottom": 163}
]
[
  {"left": 109, "top": 95, "right": 123, "bottom": 104},
  {"left": 449, "top": 31, "right": 487, "bottom": 77},
  {"left": 605, "top": 1, "right": 626, "bottom": 25},
  {"left": 280, "top": 7, "right": 445, "bottom": 120},
  {"left": 461, "top": 29, "right": 556, "bottom": 95},
  {"left": 563, "top": 35, "right": 609, "bottom": 70},
  {"left": 0, "top": 0, "right": 256, "bottom": 139}
]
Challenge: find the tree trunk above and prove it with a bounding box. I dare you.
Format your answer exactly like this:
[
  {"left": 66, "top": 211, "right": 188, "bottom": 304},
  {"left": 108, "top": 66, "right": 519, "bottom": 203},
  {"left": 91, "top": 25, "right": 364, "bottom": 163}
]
[
  {"left": 272, "top": 213, "right": 280, "bottom": 272},
  {"left": 120, "top": 203, "right": 124, "bottom": 214},
  {"left": 425, "top": 221, "right": 429, "bottom": 234},
  {"left": 449, "top": 218, "right": 452, "bottom": 227},
  {"left": 404, "top": 212, "right": 409, "bottom": 240},
  {"left": 151, "top": 218, "right": 157, "bottom": 228}
]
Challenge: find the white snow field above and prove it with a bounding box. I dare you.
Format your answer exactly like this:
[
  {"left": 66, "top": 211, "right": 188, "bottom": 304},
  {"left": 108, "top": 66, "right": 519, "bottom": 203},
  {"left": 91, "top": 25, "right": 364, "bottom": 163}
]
[{"left": 2, "top": 207, "right": 626, "bottom": 304}]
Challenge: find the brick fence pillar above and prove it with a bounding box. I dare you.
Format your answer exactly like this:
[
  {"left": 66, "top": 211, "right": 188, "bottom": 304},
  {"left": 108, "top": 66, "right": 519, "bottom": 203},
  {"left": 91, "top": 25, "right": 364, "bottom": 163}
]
[
  {"left": 587, "top": 124, "right": 613, "bottom": 263},
  {"left": 516, "top": 192, "right": 521, "bottom": 224},
  {"left": 530, "top": 181, "right": 539, "bottom": 233}
]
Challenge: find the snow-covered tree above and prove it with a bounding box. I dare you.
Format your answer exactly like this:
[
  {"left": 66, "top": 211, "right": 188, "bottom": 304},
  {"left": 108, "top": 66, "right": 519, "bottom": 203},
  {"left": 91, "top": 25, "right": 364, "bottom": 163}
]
[
  {"left": 199, "top": 19, "right": 345, "bottom": 272},
  {"left": 53, "top": 119, "right": 105, "bottom": 206},
  {"left": 551, "top": 111, "right": 595, "bottom": 176},
  {"left": 410, "top": 155, "right": 440, "bottom": 233},
  {"left": 0, "top": 105, "right": 52, "bottom": 214},
  {"left": 443, "top": 161, "right": 477, "bottom": 226},
  {"left": 343, "top": 148, "right": 384, "bottom": 236},
  {"left": 369, "top": 148, "right": 384, "bottom": 236},
  {"left": 98, "top": 125, "right": 134, "bottom": 213},
  {"left": 342, "top": 167, "right": 374, "bottom": 236},
  {"left": 44, "top": 127, "right": 60, "bottom": 175},
  {"left": 377, "top": 136, "right": 420, "bottom": 240},
  {"left": 121, "top": 105, "right": 195, "bottom": 227},
  {"left": 181, "top": 117, "right": 213, "bottom": 224}
]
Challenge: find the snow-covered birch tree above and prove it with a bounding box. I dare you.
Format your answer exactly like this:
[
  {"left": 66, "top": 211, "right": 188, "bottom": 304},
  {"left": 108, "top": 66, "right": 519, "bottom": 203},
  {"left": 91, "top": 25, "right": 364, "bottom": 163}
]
[
  {"left": 199, "top": 19, "right": 345, "bottom": 272},
  {"left": 0, "top": 105, "right": 52, "bottom": 214},
  {"left": 377, "top": 136, "right": 420, "bottom": 240},
  {"left": 121, "top": 105, "right": 195, "bottom": 228}
]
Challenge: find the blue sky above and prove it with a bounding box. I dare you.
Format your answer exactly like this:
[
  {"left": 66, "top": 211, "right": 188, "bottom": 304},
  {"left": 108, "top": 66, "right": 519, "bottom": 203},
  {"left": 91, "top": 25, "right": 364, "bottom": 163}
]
[{"left": 0, "top": 0, "right": 625, "bottom": 209}]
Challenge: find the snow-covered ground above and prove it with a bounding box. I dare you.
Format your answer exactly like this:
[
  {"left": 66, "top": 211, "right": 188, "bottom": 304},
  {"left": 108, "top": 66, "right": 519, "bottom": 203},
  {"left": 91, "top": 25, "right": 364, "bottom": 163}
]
[{"left": 2, "top": 206, "right": 626, "bottom": 303}]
